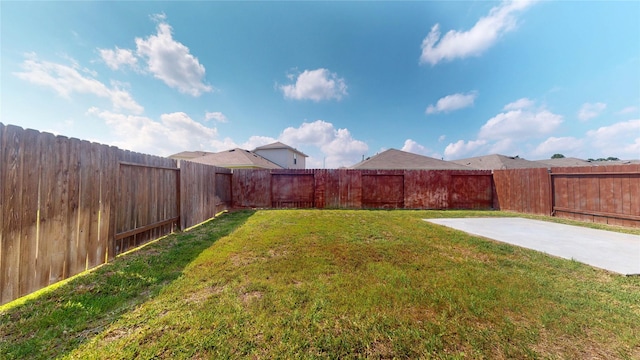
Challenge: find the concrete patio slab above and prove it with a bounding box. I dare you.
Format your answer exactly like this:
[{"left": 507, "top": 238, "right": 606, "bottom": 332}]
[{"left": 424, "top": 217, "right": 640, "bottom": 275}]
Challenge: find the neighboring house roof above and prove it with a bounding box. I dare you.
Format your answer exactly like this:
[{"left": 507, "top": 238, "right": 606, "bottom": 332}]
[
  {"left": 588, "top": 159, "right": 640, "bottom": 166},
  {"left": 178, "top": 148, "right": 282, "bottom": 169},
  {"left": 169, "top": 151, "right": 214, "bottom": 161},
  {"left": 534, "top": 157, "right": 593, "bottom": 167},
  {"left": 451, "top": 154, "right": 547, "bottom": 170},
  {"left": 350, "top": 149, "right": 473, "bottom": 170},
  {"left": 253, "top": 141, "right": 308, "bottom": 157}
]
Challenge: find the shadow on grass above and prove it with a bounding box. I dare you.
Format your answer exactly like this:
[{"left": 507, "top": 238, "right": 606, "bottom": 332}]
[{"left": 0, "top": 210, "right": 255, "bottom": 360}]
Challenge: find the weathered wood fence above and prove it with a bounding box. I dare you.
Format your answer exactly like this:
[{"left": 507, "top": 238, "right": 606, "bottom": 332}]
[
  {"left": 2, "top": 123, "right": 638, "bottom": 305},
  {"left": 232, "top": 169, "right": 495, "bottom": 210},
  {"left": 494, "top": 165, "right": 640, "bottom": 228},
  {"left": 0, "top": 124, "right": 230, "bottom": 305}
]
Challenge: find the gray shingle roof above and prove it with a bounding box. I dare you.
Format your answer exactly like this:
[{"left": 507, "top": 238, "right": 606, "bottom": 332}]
[
  {"left": 176, "top": 148, "right": 282, "bottom": 169},
  {"left": 451, "top": 154, "right": 547, "bottom": 170},
  {"left": 351, "top": 149, "right": 473, "bottom": 170},
  {"left": 534, "top": 157, "right": 593, "bottom": 167},
  {"left": 169, "top": 151, "right": 214, "bottom": 160}
]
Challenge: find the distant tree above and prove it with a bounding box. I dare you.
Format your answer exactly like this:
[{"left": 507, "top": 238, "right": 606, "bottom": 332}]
[
  {"left": 607, "top": 156, "right": 620, "bottom": 161},
  {"left": 551, "top": 153, "right": 565, "bottom": 159}
]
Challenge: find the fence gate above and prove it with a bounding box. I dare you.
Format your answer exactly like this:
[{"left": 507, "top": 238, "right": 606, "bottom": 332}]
[{"left": 114, "top": 162, "right": 180, "bottom": 255}]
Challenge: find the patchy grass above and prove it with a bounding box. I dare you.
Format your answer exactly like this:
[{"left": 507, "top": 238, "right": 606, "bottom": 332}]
[
  {"left": 2, "top": 210, "right": 639, "bottom": 359},
  {"left": 0, "top": 210, "right": 254, "bottom": 359}
]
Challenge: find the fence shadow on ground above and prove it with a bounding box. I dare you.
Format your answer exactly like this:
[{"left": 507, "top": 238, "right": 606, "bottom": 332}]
[{"left": 0, "top": 210, "right": 255, "bottom": 360}]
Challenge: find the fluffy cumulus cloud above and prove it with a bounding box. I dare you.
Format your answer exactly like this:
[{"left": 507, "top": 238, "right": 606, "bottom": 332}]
[
  {"left": 444, "top": 139, "right": 488, "bottom": 159},
  {"left": 99, "top": 47, "right": 138, "bottom": 70},
  {"left": 279, "top": 120, "right": 367, "bottom": 168},
  {"left": 401, "top": 139, "right": 444, "bottom": 158},
  {"left": 280, "top": 68, "right": 347, "bottom": 102},
  {"left": 577, "top": 102, "right": 607, "bottom": 121},
  {"left": 426, "top": 91, "right": 477, "bottom": 115},
  {"left": 478, "top": 108, "right": 563, "bottom": 140},
  {"left": 205, "top": 111, "right": 228, "bottom": 123},
  {"left": 87, "top": 107, "right": 220, "bottom": 155},
  {"left": 420, "top": 0, "right": 535, "bottom": 65},
  {"left": 14, "top": 53, "right": 144, "bottom": 114},
  {"left": 531, "top": 136, "right": 584, "bottom": 158},
  {"left": 442, "top": 95, "right": 639, "bottom": 160},
  {"left": 135, "top": 17, "right": 212, "bottom": 96},
  {"left": 503, "top": 97, "right": 534, "bottom": 111},
  {"left": 401, "top": 139, "right": 431, "bottom": 155},
  {"left": 586, "top": 119, "right": 640, "bottom": 159},
  {"left": 443, "top": 98, "right": 564, "bottom": 159}
]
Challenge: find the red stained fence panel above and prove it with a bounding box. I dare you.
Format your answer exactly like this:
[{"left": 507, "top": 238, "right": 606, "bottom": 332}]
[
  {"left": 494, "top": 165, "right": 640, "bottom": 228},
  {"left": 551, "top": 164, "right": 640, "bottom": 228},
  {"left": 493, "top": 168, "right": 551, "bottom": 216},
  {"left": 231, "top": 169, "right": 495, "bottom": 211}
]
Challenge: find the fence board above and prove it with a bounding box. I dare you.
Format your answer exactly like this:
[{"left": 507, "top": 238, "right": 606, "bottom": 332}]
[
  {"left": 18, "top": 129, "right": 40, "bottom": 297},
  {"left": 1, "top": 125, "right": 23, "bottom": 304}
]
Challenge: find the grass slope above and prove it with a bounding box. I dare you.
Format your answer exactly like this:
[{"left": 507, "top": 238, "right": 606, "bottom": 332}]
[{"left": 1, "top": 210, "right": 639, "bottom": 359}]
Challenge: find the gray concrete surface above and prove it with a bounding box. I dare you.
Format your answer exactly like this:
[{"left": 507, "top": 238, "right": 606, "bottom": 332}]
[{"left": 424, "top": 217, "right": 640, "bottom": 275}]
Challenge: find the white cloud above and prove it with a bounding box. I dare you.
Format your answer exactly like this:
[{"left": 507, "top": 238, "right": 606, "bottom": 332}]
[
  {"left": 503, "top": 97, "right": 534, "bottom": 111},
  {"left": 617, "top": 106, "right": 638, "bottom": 115},
  {"left": 279, "top": 120, "right": 367, "bottom": 168},
  {"left": 578, "top": 102, "right": 607, "bottom": 121},
  {"left": 280, "top": 68, "right": 347, "bottom": 102},
  {"left": 426, "top": 91, "right": 477, "bottom": 114},
  {"left": 241, "top": 136, "right": 278, "bottom": 151},
  {"left": 420, "top": 0, "right": 535, "bottom": 65},
  {"left": 87, "top": 107, "right": 220, "bottom": 156},
  {"left": 135, "top": 19, "right": 212, "bottom": 96},
  {"left": 532, "top": 136, "right": 584, "bottom": 158},
  {"left": 401, "top": 139, "right": 431, "bottom": 156},
  {"left": 15, "top": 54, "right": 144, "bottom": 114},
  {"left": 400, "top": 139, "right": 441, "bottom": 158},
  {"left": 438, "top": 135, "right": 446, "bottom": 142},
  {"left": 99, "top": 47, "right": 138, "bottom": 70},
  {"left": 478, "top": 108, "right": 563, "bottom": 140},
  {"left": 443, "top": 98, "right": 564, "bottom": 159},
  {"left": 205, "top": 111, "right": 228, "bottom": 123},
  {"left": 444, "top": 139, "right": 488, "bottom": 159},
  {"left": 586, "top": 119, "right": 640, "bottom": 159}
]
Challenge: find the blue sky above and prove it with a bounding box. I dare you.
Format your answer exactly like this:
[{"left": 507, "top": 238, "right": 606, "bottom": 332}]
[{"left": 2, "top": 0, "right": 638, "bottom": 168}]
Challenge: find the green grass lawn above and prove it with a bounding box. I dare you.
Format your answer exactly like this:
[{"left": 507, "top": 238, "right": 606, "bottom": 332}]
[{"left": 1, "top": 210, "right": 639, "bottom": 359}]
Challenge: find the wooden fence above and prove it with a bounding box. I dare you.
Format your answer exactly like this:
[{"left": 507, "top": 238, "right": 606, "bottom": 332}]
[
  {"left": 0, "top": 124, "right": 228, "bottom": 305},
  {"left": 494, "top": 165, "right": 640, "bottom": 228},
  {"left": 2, "top": 122, "right": 638, "bottom": 305},
  {"left": 232, "top": 169, "right": 495, "bottom": 210}
]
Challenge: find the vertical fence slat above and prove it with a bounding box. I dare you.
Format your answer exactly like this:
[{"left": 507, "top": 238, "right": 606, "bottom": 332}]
[
  {"left": 1, "top": 125, "right": 23, "bottom": 303},
  {"left": 18, "top": 129, "right": 40, "bottom": 297}
]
